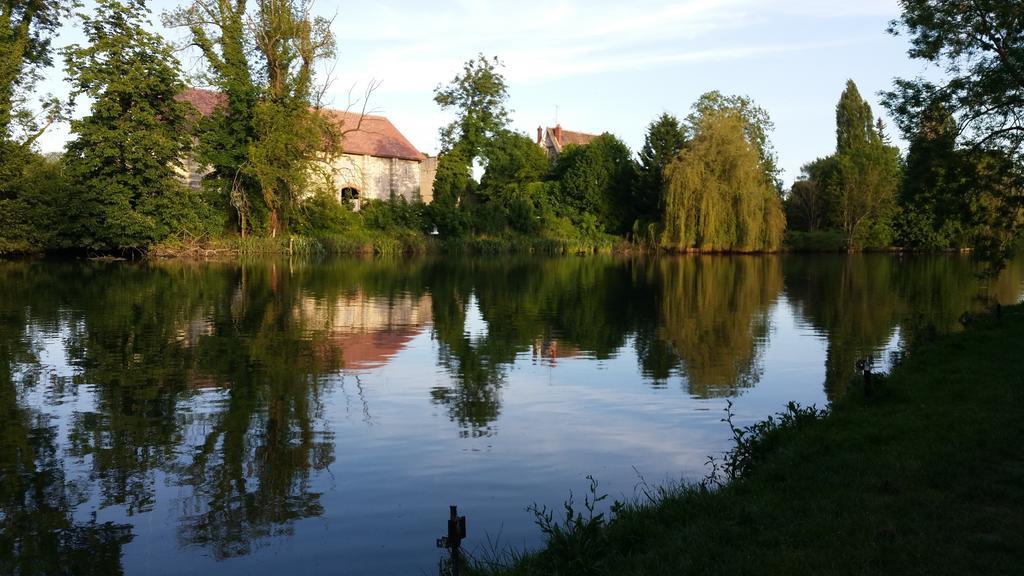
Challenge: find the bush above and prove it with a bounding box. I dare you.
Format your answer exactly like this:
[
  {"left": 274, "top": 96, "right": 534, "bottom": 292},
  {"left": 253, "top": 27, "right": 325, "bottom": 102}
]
[{"left": 784, "top": 230, "right": 847, "bottom": 252}]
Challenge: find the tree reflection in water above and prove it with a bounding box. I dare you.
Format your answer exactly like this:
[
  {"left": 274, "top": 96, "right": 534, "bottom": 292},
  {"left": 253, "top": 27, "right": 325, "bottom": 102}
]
[{"left": 0, "top": 254, "right": 1020, "bottom": 570}]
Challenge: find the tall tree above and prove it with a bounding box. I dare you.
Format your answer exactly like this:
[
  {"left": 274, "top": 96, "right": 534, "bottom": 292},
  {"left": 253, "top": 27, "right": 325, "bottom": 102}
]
[
  {"left": 836, "top": 80, "right": 879, "bottom": 153},
  {"left": 634, "top": 113, "right": 686, "bottom": 225},
  {"left": 822, "top": 81, "right": 902, "bottom": 249},
  {"left": 663, "top": 99, "right": 785, "bottom": 252},
  {"left": 883, "top": 0, "right": 1024, "bottom": 268},
  {"left": 897, "top": 102, "right": 968, "bottom": 248},
  {"left": 0, "top": 0, "right": 69, "bottom": 145},
  {"left": 688, "top": 91, "right": 782, "bottom": 191},
  {"left": 62, "top": 0, "right": 203, "bottom": 249},
  {"left": 433, "top": 53, "right": 511, "bottom": 161},
  {"left": 165, "top": 0, "right": 337, "bottom": 237}
]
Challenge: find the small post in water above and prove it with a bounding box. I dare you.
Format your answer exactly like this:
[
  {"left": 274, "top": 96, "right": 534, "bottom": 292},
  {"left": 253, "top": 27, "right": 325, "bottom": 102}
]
[{"left": 437, "top": 505, "right": 467, "bottom": 576}]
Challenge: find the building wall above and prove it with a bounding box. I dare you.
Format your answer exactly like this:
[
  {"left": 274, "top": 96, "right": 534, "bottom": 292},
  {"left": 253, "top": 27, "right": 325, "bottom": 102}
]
[
  {"left": 179, "top": 152, "right": 437, "bottom": 206},
  {"left": 322, "top": 153, "right": 429, "bottom": 206}
]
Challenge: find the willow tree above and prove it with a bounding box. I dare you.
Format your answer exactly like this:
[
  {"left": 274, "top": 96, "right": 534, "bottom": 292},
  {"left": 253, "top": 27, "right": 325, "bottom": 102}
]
[
  {"left": 165, "top": 0, "right": 337, "bottom": 236},
  {"left": 662, "top": 101, "right": 785, "bottom": 252}
]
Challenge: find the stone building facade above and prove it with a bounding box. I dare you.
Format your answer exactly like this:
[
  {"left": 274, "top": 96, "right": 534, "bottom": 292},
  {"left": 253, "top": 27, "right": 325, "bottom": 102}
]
[
  {"left": 175, "top": 89, "right": 436, "bottom": 207},
  {"left": 320, "top": 110, "right": 436, "bottom": 207}
]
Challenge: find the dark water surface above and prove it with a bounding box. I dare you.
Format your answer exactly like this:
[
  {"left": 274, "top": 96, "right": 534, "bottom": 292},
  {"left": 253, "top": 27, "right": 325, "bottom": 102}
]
[{"left": 1, "top": 254, "right": 1022, "bottom": 575}]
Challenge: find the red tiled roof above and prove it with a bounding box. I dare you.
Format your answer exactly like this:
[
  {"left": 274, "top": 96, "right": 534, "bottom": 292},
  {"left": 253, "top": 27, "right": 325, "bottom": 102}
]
[
  {"left": 176, "top": 88, "right": 226, "bottom": 116},
  {"left": 552, "top": 128, "right": 600, "bottom": 148},
  {"left": 322, "top": 109, "right": 426, "bottom": 162},
  {"left": 175, "top": 88, "right": 425, "bottom": 162}
]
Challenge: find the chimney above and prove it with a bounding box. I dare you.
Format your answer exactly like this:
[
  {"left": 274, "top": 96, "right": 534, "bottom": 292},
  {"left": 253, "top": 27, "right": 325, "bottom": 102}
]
[
  {"left": 537, "top": 126, "right": 542, "bottom": 145},
  {"left": 554, "top": 124, "right": 562, "bottom": 143}
]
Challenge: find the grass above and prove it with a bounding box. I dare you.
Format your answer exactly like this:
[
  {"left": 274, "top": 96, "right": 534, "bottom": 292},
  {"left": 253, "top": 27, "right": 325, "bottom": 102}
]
[{"left": 469, "top": 303, "right": 1024, "bottom": 576}]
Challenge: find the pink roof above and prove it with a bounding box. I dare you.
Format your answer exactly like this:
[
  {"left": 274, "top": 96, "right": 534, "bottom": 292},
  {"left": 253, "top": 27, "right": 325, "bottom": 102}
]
[
  {"left": 175, "top": 88, "right": 425, "bottom": 162},
  {"left": 176, "top": 88, "right": 227, "bottom": 116},
  {"left": 322, "top": 109, "right": 426, "bottom": 162}
]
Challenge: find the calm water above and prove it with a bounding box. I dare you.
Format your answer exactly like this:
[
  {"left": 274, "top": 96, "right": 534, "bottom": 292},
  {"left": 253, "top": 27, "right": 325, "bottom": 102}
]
[{"left": 1, "top": 254, "right": 1022, "bottom": 575}]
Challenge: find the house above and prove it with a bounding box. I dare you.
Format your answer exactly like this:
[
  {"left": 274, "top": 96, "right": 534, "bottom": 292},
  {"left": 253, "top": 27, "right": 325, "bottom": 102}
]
[
  {"left": 536, "top": 124, "right": 601, "bottom": 158},
  {"left": 174, "top": 88, "right": 437, "bottom": 206},
  {"left": 319, "top": 109, "right": 437, "bottom": 207}
]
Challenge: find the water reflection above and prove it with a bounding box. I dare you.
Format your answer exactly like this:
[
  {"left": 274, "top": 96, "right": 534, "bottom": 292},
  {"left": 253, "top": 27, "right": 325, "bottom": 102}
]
[{"left": 0, "top": 254, "right": 1020, "bottom": 573}]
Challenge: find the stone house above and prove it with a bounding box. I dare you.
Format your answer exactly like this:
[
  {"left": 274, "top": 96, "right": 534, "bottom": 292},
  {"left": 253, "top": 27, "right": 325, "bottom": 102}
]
[
  {"left": 319, "top": 109, "right": 437, "bottom": 207},
  {"left": 536, "top": 124, "right": 601, "bottom": 158},
  {"left": 175, "top": 88, "right": 436, "bottom": 207}
]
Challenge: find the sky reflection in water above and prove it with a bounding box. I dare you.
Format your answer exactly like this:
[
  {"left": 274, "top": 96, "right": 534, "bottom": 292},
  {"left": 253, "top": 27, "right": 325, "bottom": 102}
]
[{"left": 0, "top": 254, "right": 1021, "bottom": 575}]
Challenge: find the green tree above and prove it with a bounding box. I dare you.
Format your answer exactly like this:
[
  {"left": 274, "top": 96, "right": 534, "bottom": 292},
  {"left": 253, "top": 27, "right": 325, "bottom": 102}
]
[
  {"left": 634, "top": 113, "right": 687, "bottom": 225},
  {"left": 897, "top": 102, "right": 969, "bottom": 249},
  {"left": 551, "top": 133, "right": 636, "bottom": 233},
  {"left": 883, "top": 1, "right": 1024, "bottom": 268},
  {"left": 0, "top": 0, "right": 69, "bottom": 146},
  {"left": 478, "top": 129, "right": 550, "bottom": 203},
  {"left": 883, "top": 1, "right": 1024, "bottom": 158},
  {"left": 434, "top": 54, "right": 511, "bottom": 159},
  {"left": 836, "top": 80, "right": 879, "bottom": 153},
  {"left": 62, "top": 0, "right": 209, "bottom": 250},
  {"left": 785, "top": 163, "right": 829, "bottom": 232},
  {"left": 165, "top": 0, "right": 337, "bottom": 237},
  {"left": 800, "top": 81, "right": 901, "bottom": 249},
  {"left": 689, "top": 91, "right": 781, "bottom": 190},
  {"left": 663, "top": 99, "right": 785, "bottom": 251}
]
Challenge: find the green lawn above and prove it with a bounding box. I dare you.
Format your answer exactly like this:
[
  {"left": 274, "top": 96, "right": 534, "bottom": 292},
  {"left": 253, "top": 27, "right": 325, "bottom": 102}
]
[{"left": 472, "top": 305, "right": 1024, "bottom": 575}]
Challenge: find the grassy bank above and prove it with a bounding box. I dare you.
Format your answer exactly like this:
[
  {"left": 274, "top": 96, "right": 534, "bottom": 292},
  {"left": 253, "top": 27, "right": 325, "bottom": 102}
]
[
  {"left": 147, "top": 231, "right": 628, "bottom": 258},
  {"left": 471, "top": 304, "right": 1024, "bottom": 575}
]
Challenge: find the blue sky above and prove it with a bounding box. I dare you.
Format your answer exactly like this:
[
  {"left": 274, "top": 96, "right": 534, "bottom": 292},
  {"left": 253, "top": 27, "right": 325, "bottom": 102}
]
[{"left": 38, "top": 0, "right": 934, "bottom": 186}]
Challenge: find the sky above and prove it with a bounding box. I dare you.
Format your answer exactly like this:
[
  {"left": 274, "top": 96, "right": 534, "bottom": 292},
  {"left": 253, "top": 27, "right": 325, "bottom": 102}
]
[{"left": 37, "top": 0, "right": 937, "bottom": 186}]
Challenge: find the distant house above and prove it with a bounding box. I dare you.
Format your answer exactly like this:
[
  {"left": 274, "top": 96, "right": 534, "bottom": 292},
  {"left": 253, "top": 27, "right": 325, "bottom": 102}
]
[
  {"left": 536, "top": 124, "right": 601, "bottom": 158},
  {"left": 174, "top": 88, "right": 437, "bottom": 207}
]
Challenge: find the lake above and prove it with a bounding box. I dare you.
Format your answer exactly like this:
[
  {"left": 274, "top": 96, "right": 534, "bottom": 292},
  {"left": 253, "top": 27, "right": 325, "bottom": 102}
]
[{"left": 1, "top": 253, "right": 1021, "bottom": 575}]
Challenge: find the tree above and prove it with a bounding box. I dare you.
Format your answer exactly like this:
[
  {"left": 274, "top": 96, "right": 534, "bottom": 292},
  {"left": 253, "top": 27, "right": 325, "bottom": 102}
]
[
  {"left": 883, "top": 1, "right": 1024, "bottom": 268},
  {"left": 433, "top": 54, "right": 511, "bottom": 160},
  {"left": 663, "top": 101, "right": 785, "bottom": 252},
  {"left": 808, "top": 81, "right": 901, "bottom": 249},
  {"left": 897, "top": 102, "right": 969, "bottom": 248},
  {"left": 551, "top": 133, "right": 636, "bottom": 233},
  {"left": 634, "top": 113, "right": 687, "bottom": 225},
  {"left": 165, "top": 0, "right": 337, "bottom": 237},
  {"left": 836, "top": 80, "right": 879, "bottom": 153},
  {"left": 62, "top": 0, "right": 206, "bottom": 249},
  {"left": 688, "top": 91, "right": 782, "bottom": 191},
  {"left": 786, "top": 166, "right": 828, "bottom": 232},
  {"left": 478, "top": 129, "right": 550, "bottom": 203},
  {"left": 883, "top": 1, "right": 1024, "bottom": 158},
  {"left": 0, "top": 0, "right": 70, "bottom": 145}
]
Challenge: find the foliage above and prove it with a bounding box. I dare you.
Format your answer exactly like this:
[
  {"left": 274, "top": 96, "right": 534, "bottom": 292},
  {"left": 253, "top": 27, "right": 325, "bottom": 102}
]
[
  {"left": 434, "top": 54, "right": 511, "bottom": 159},
  {"left": 792, "top": 81, "right": 901, "bottom": 250},
  {"left": 550, "top": 134, "right": 637, "bottom": 233},
  {"left": 0, "top": 152, "right": 64, "bottom": 253},
  {"left": 165, "top": 0, "right": 337, "bottom": 237},
  {"left": 634, "top": 113, "right": 687, "bottom": 225},
  {"left": 785, "top": 172, "right": 828, "bottom": 232},
  {"left": 478, "top": 130, "right": 551, "bottom": 202},
  {"left": 0, "top": 0, "right": 71, "bottom": 145},
  {"left": 662, "top": 100, "right": 786, "bottom": 251},
  {"left": 688, "top": 91, "right": 781, "bottom": 190},
  {"left": 884, "top": 0, "right": 1024, "bottom": 266},
  {"left": 896, "top": 102, "right": 970, "bottom": 249},
  {"left": 883, "top": 0, "right": 1024, "bottom": 159},
  {"left": 62, "top": 0, "right": 211, "bottom": 250}
]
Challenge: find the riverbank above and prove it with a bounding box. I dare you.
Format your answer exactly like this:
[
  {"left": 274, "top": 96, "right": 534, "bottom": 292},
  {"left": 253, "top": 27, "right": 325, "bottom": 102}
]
[{"left": 471, "top": 303, "right": 1024, "bottom": 575}]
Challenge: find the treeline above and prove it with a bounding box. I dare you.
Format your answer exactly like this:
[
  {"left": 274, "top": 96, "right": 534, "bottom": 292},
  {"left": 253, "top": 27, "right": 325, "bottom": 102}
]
[{"left": 0, "top": 0, "right": 1021, "bottom": 258}]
